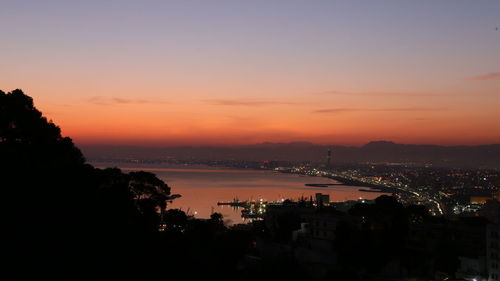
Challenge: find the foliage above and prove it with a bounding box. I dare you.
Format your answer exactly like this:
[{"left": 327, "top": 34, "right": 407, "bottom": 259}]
[{"left": 1, "top": 89, "right": 251, "bottom": 279}]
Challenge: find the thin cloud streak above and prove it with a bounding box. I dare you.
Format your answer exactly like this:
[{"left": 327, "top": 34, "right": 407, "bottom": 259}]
[
  {"left": 315, "top": 90, "right": 443, "bottom": 97},
  {"left": 467, "top": 72, "right": 500, "bottom": 81},
  {"left": 203, "top": 99, "right": 301, "bottom": 106},
  {"left": 313, "top": 107, "right": 447, "bottom": 114},
  {"left": 88, "top": 97, "right": 170, "bottom": 105}
]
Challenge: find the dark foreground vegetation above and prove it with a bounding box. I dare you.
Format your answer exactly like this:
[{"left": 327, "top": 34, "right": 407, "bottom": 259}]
[
  {"left": 2, "top": 89, "right": 495, "bottom": 280},
  {"left": 1, "top": 89, "right": 257, "bottom": 279}
]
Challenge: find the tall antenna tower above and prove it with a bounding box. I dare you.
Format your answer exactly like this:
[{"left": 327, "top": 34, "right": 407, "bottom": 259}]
[{"left": 326, "top": 148, "right": 332, "bottom": 170}]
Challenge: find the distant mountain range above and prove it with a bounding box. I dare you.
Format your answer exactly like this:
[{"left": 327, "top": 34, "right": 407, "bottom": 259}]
[{"left": 80, "top": 141, "right": 500, "bottom": 169}]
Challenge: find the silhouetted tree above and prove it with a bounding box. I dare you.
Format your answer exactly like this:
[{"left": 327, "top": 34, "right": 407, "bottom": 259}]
[
  {"left": 210, "top": 212, "right": 223, "bottom": 223},
  {"left": 2, "top": 89, "right": 254, "bottom": 280},
  {"left": 1, "top": 89, "right": 173, "bottom": 277},
  {"left": 128, "top": 171, "right": 171, "bottom": 230},
  {"left": 164, "top": 208, "right": 188, "bottom": 230}
]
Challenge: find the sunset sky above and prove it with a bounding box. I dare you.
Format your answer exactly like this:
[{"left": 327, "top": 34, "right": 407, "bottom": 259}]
[{"left": 1, "top": 0, "right": 499, "bottom": 146}]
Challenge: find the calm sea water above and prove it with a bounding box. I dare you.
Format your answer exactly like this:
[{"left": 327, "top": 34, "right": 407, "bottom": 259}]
[{"left": 92, "top": 162, "right": 388, "bottom": 224}]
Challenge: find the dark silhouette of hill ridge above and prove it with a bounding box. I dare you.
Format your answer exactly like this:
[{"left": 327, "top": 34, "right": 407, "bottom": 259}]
[{"left": 82, "top": 141, "right": 500, "bottom": 168}]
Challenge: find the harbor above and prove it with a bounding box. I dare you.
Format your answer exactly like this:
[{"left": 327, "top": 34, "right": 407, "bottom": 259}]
[{"left": 217, "top": 193, "right": 377, "bottom": 221}]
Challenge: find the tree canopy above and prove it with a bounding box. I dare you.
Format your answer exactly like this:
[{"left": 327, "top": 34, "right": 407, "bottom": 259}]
[{"left": 1, "top": 89, "right": 181, "bottom": 277}]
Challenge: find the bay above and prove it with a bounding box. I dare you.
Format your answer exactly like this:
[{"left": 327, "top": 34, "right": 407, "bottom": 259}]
[{"left": 92, "top": 162, "right": 388, "bottom": 224}]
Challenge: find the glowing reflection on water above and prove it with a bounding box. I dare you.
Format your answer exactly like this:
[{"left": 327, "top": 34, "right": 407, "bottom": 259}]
[{"left": 95, "top": 163, "right": 388, "bottom": 224}]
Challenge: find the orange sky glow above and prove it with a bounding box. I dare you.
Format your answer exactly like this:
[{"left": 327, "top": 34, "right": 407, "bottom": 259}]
[{"left": 1, "top": 1, "right": 499, "bottom": 146}]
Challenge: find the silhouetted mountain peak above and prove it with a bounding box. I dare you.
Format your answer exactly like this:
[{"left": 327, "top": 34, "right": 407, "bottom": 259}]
[{"left": 363, "top": 141, "right": 397, "bottom": 148}]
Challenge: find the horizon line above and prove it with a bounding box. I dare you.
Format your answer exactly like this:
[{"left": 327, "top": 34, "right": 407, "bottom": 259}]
[{"left": 76, "top": 140, "right": 500, "bottom": 148}]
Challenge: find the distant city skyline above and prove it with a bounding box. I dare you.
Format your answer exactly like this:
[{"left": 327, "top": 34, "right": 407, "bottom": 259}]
[{"left": 1, "top": 0, "right": 499, "bottom": 146}]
